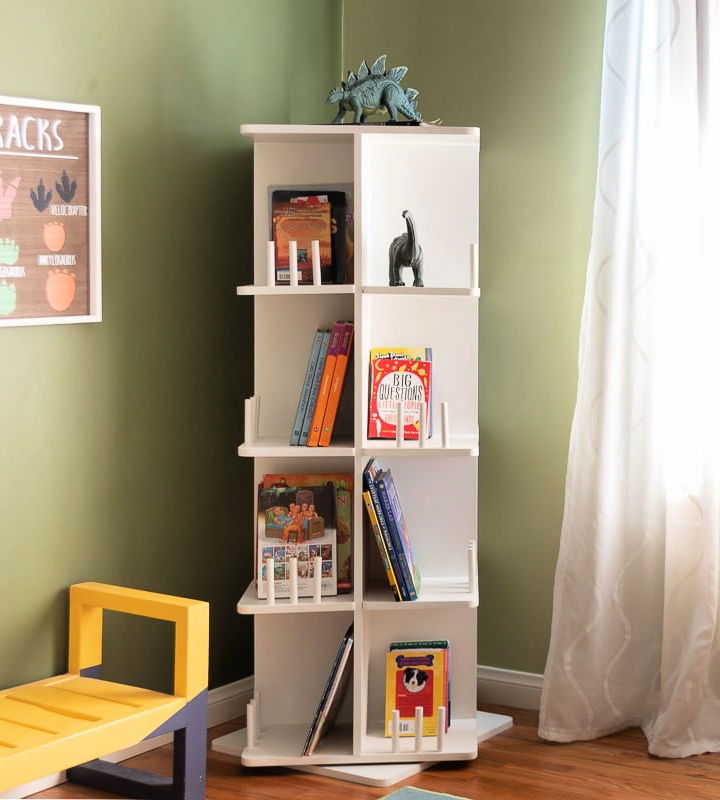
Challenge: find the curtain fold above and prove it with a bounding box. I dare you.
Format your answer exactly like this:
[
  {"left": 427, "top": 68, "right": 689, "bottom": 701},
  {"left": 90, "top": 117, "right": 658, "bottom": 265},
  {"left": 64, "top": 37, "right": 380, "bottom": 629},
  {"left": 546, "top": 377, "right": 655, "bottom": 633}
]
[{"left": 539, "top": 0, "right": 720, "bottom": 757}]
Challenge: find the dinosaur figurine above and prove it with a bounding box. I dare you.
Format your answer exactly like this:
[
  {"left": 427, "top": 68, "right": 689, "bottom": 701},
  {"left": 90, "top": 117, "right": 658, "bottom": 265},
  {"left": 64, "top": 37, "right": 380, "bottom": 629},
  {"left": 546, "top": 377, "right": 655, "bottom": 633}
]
[
  {"left": 389, "top": 210, "right": 423, "bottom": 287},
  {"left": 327, "top": 55, "right": 422, "bottom": 124}
]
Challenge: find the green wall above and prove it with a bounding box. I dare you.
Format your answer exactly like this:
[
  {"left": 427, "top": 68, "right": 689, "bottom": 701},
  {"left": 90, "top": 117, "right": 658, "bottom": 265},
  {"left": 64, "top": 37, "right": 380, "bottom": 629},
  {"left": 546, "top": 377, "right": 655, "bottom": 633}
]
[
  {"left": 343, "top": 0, "right": 605, "bottom": 673},
  {"left": 0, "top": 0, "right": 341, "bottom": 692}
]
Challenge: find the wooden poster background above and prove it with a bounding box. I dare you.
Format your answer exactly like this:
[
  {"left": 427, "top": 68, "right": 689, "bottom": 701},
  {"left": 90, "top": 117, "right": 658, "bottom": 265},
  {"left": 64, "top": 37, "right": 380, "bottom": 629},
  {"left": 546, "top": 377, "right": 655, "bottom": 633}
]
[{"left": 0, "top": 96, "right": 101, "bottom": 326}]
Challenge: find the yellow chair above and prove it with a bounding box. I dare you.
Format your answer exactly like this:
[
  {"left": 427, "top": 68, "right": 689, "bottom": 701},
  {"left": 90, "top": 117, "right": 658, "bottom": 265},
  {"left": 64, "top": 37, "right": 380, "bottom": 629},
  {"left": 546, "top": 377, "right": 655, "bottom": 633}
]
[{"left": 0, "top": 582, "right": 209, "bottom": 800}]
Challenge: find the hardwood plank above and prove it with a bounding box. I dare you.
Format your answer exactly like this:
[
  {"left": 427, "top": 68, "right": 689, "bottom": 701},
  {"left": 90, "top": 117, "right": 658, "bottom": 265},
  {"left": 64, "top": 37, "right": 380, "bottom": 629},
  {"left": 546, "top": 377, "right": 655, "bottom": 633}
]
[{"left": 30, "top": 706, "right": 720, "bottom": 800}]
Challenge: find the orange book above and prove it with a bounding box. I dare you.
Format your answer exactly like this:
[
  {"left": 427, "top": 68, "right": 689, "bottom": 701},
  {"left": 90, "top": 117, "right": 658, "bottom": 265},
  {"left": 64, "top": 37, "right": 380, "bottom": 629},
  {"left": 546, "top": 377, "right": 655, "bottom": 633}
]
[
  {"left": 319, "top": 323, "right": 354, "bottom": 446},
  {"left": 307, "top": 322, "right": 344, "bottom": 447}
]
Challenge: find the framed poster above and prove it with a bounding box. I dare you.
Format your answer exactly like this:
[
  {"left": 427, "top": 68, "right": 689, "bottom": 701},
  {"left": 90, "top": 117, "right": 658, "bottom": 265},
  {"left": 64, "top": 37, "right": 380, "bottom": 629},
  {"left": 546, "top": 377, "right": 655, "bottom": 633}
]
[{"left": 0, "top": 96, "right": 101, "bottom": 326}]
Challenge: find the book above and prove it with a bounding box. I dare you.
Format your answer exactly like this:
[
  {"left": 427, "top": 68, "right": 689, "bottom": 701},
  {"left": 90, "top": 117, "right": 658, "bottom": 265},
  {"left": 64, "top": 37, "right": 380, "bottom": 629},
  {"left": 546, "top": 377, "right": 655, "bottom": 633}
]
[
  {"left": 307, "top": 322, "right": 344, "bottom": 447},
  {"left": 318, "top": 322, "right": 354, "bottom": 446},
  {"left": 362, "top": 490, "right": 402, "bottom": 602},
  {"left": 272, "top": 200, "right": 332, "bottom": 284},
  {"left": 374, "top": 467, "right": 422, "bottom": 600},
  {"left": 390, "top": 640, "right": 451, "bottom": 726},
  {"left": 362, "top": 459, "right": 414, "bottom": 601},
  {"left": 256, "top": 483, "right": 337, "bottom": 598},
  {"left": 299, "top": 331, "right": 331, "bottom": 446},
  {"left": 367, "top": 347, "right": 433, "bottom": 440},
  {"left": 385, "top": 642, "right": 449, "bottom": 737},
  {"left": 271, "top": 189, "right": 347, "bottom": 283},
  {"left": 303, "top": 624, "right": 354, "bottom": 755},
  {"left": 290, "top": 329, "right": 325, "bottom": 446},
  {"left": 262, "top": 472, "right": 353, "bottom": 593}
]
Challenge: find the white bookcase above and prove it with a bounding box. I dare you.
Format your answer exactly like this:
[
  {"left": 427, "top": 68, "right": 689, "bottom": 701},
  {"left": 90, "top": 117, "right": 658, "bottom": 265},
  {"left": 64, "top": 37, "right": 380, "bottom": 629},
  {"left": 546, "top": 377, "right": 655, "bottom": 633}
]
[{"left": 211, "top": 124, "right": 512, "bottom": 785}]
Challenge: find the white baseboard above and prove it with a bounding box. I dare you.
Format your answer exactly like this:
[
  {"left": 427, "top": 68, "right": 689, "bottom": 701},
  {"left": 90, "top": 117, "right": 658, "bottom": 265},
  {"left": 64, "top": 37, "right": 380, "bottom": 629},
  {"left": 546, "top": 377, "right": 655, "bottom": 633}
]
[
  {"left": 476, "top": 665, "right": 543, "bottom": 711},
  {"left": 3, "top": 676, "right": 254, "bottom": 800},
  {"left": 4, "top": 667, "right": 541, "bottom": 798}
]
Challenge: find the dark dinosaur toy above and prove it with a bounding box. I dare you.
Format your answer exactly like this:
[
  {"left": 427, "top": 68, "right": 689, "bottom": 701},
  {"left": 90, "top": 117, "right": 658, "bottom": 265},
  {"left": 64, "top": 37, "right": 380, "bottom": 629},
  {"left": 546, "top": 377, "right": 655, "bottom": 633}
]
[
  {"left": 389, "top": 210, "right": 423, "bottom": 287},
  {"left": 326, "top": 55, "right": 423, "bottom": 124}
]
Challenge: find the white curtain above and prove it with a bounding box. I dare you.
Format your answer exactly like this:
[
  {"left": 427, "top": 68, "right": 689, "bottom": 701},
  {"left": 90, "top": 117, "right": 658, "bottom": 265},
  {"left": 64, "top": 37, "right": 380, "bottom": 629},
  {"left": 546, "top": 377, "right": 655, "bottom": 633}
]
[{"left": 539, "top": 0, "right": 720, "bottom": 757}]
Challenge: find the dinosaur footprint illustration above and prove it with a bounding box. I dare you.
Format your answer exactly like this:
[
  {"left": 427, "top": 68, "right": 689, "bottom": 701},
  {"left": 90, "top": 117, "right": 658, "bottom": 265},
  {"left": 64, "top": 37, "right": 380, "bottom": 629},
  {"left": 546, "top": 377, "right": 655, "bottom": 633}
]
[
  {"left": 55, "top": 170, "right": 77, "bottom": 203},
  {"left": 0, "top": 238, "right": 19, "bottom": 265},
  {"left": 43, "top": 222, "right": 65, "bottom": 252},
  {"left": 0, "top": 280, "right": 17, "bottom": 315},
  {"left": 30, "top": 178, "right": 52, "bottom": 212},
  {"left": 46, "top": 268, "right": 76, "bottom": 311},
  {"left": 0, "top": 174, "right": 21, "bottom": 221}
]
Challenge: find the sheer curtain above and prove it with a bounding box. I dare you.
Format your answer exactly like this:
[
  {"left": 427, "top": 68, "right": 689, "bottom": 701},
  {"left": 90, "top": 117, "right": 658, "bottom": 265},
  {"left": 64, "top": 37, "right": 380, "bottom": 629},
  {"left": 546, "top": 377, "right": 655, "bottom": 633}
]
[{"left": 539, "top": 0, "right": 720, "bottom": 757}]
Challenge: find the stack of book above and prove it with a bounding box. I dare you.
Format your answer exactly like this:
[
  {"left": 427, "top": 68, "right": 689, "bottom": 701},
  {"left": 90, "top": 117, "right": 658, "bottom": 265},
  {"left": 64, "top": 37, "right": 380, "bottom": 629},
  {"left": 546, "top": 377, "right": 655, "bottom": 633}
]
[
  {"left": 291, "top": 321, "right": 354, "bottom": 447},
  {"left": 362, "top": 459, "right": 421, "bottom": 601},
  {"left": 270, "top": 187, "right": 353, "bottom": 284},
  {"left": 303, "top": 623, "right": 354, "bottom": 755},
  {"left": 384, "top": 639, "right": 450, "bottom": 737}
]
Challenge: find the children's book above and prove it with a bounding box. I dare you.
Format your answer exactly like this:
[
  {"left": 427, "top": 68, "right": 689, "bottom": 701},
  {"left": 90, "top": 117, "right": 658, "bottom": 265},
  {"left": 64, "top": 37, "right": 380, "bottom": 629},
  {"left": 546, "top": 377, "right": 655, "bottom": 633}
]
[
  {"left": 367, "top": 347, "right": 432, "bottom": 440},
  {"left": 307, "top": 322, "right": 345, "bottom": 447},
  {"left": 256, "top": 483, "right": 337, "bottom": 598},
  {"left": 390, "top": 640, "right": 451, "bottom": 727},
  {"left": 271, "top": 200, "right": 332, "bottom": 284},
  {"left": 271, "top": 189, "right": 347, "bottom": 283},
  {"left": 290, "top": 329, "right": 326, "bottom": 446},
  {"left": 262, "top": 473, "right": 353, "bottom": 593},
  {"left": 362, "top": 490, "right": 402, "bottom": 602},
  {"left": 299, "top": 331, "right": 331, "bottom": 446},
  {"left": 303, "top": 624, "right": 354, "bottom": 755},
  {"left": 319, "top": 322, "right": 354, "bottom": 446},
  {"left": 385, "top": 642, "right": 449, "bottom": 737},
  {"left": 374, "top": 466, "right": 422, "bottom": 600},
  {"left": 362, "top": 459, "right": 415, "bottom": 601}
]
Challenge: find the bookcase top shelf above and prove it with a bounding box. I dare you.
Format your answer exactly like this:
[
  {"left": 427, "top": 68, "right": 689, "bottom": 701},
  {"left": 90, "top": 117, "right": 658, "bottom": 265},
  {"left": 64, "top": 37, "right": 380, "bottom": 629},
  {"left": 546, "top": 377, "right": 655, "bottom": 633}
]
[
  {"left": 236, "top": 285, "right": 481, "bottom": 298},
  {"left": 240, "top": 124, "right": 480, "bottom": 144}
]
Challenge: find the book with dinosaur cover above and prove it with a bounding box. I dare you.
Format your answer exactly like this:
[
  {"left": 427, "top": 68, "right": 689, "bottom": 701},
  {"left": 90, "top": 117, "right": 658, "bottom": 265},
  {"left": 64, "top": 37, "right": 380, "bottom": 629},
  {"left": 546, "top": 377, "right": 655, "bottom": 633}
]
[
  {"left": 303, "top": 624, "right": 354, "bottom": 755},
  {"left": 367, "top": 347, "right": 432, "bottom": 440},
  {"left": 385, "top": 641, "right": 449, "bottom": 737},
  {"left": 256, "top": 482, "right": 337, "bottom": 598},
  {"left": 262, "top": 473, "right": 353, "bottom": 593}
]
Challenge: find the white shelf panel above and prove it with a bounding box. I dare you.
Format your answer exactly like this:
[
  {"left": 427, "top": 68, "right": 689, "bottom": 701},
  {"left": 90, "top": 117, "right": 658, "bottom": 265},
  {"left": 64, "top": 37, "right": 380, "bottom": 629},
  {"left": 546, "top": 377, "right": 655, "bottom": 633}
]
[
  {"left": 240, "top": 124, "right": 480, "bottom": 144},
  {"left": 362, "top": 436, "right": 479, "bottom": 457},
  {"left": 236, "top": 581, "right": 356, "bottom": 615},
  {"left": 237, "top": 284, "right": 355, "bottom": 296},
  {"left": 363, "top": 286, "right": 480, "bottom": 298},
  {"left": 363, "top": 577, "right": 478, "bottom": 611},
  {"left": 238, "top": 437, "right": 355, "bottom": 458},
  {"left": 361, "top": 717, "right": 479, "bottom": 762}
]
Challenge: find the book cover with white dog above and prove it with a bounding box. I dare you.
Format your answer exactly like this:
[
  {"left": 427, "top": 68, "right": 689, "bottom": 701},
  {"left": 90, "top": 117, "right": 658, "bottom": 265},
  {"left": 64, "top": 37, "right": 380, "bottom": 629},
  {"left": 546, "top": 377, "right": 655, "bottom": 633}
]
[{"left": 384, "top": 641, "right": 449, "bottom": 736}]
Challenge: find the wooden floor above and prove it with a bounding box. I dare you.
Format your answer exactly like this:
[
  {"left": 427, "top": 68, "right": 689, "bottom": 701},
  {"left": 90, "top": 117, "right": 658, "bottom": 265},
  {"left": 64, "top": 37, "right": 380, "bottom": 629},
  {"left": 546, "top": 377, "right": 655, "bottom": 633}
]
[{"left": 31, "top": 705, "right": 720, "bottom": 800}]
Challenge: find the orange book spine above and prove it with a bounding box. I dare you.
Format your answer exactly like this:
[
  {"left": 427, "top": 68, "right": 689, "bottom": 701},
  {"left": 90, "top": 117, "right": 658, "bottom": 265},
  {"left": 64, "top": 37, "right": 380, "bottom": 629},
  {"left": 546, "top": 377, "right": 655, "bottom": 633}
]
[
  {"left": 318, "top": 323, "right": 354, "bottom": 446},
  {"left": 307, "top": 322, "right": 343, "bottom": 447}
]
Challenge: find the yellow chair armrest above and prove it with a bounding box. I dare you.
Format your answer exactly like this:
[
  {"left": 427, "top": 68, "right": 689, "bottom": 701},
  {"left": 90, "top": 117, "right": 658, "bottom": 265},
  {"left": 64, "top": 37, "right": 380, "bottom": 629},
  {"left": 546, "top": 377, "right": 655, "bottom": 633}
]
[{"left": 68, "top": 582, "right": 209, "bottom": 700}]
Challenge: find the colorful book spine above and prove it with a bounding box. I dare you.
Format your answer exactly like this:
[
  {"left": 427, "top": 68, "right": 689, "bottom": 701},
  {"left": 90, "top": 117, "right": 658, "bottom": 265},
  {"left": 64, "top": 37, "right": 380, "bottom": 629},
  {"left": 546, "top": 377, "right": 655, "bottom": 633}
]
[
  {"left": 290, "top": 330, "right": 325, "bottom": 446},
  {"left": 318, "top": 322, "right": 354, "bottom": 446},
  {"left": 363, "top": 460, "right": 413, "bottom": 601},
  {"left": 362, "top": 490, "right": 402, "bottom": 602},
  {"left": 374, "top": 470, "right": 420, "bottom": 601},
  {"left": 299, "top": 331, "right": 331, "bottom": 446},
  {"left": 307, "top": 322, "right": 343, "bottom": 447}
]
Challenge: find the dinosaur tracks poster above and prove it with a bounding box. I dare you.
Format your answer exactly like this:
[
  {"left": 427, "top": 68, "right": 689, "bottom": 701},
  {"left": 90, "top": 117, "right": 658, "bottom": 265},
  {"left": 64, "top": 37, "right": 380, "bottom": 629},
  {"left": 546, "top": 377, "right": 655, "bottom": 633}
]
[{"left": 0, "top": 96, "right": 101, "bottom": 326}]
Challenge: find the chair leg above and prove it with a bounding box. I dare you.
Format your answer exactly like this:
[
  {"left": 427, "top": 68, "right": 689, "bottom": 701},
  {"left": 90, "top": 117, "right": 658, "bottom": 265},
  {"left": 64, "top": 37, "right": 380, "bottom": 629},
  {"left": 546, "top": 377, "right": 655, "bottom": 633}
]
[{"left": 172, "top": 691, "right": 208, "bottom": 800}]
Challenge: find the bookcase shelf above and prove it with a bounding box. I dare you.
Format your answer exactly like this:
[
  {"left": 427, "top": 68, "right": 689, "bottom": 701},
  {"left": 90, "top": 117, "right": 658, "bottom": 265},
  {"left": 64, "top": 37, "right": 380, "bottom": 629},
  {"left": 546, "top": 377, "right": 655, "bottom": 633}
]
[
  {"left": 212, "top": 123, "right": 512, "bottom": 783},
  {"left": 236, "top": 581, "right": 356, "bottom": 615}
]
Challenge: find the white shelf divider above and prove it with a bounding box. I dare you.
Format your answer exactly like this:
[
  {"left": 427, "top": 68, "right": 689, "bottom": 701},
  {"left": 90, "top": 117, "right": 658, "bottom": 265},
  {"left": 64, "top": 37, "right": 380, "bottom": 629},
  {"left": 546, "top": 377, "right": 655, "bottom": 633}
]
[
  {"left": 238, "top": 437, "right": 355, "bottom": 458},
  {"left": 237, "top": 284, "right": 355, "bottom": 296}
]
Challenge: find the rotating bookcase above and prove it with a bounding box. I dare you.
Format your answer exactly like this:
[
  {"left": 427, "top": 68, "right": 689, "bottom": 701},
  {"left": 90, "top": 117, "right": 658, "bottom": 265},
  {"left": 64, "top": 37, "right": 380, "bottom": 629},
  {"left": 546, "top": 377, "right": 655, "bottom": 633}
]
[{"left": 211, "top": 124, "right": 512, "bottom": 787}]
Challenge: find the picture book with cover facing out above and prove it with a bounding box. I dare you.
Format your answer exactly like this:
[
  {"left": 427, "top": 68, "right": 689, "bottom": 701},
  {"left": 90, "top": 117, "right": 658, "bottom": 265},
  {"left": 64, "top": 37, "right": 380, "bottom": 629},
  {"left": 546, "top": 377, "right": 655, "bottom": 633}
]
[
  {"left": 272, "top": 200, "right": 332, "bottom": 284},
  {"left": 256, "top": 482, "right": 337, "bottom": 598},
  {"left": 262, "top": 473, "right": 353, "bottom": 593},
  {"left": 385, "top": 641, "right": 449, "bottom": 737},
  {"left": 368, "top": 347, "right": 432, "bottom": 440}
]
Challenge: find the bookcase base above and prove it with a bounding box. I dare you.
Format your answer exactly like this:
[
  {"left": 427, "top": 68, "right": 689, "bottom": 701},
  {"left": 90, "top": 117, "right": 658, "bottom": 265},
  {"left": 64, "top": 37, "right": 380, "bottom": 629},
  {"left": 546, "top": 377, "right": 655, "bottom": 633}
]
[{"left": 210, "top": 710, "right": 513, "bottom": 787}]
